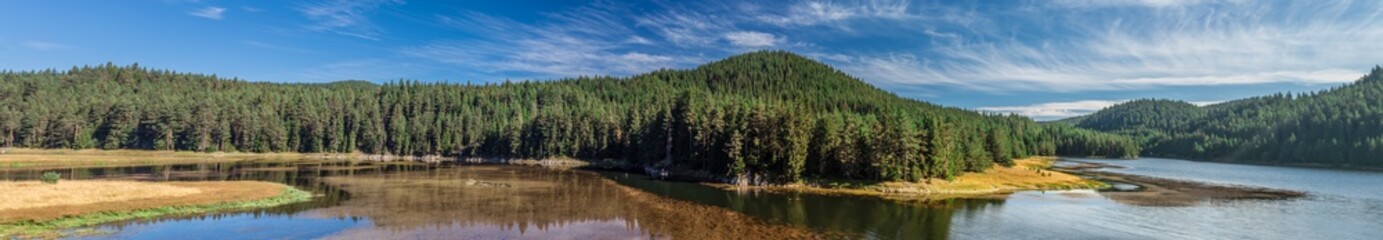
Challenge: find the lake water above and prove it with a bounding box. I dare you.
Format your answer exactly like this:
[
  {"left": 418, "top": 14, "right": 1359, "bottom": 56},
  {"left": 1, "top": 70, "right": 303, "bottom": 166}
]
[{"left": 3, "top": 157, "right": 1381, "bottom": 239}]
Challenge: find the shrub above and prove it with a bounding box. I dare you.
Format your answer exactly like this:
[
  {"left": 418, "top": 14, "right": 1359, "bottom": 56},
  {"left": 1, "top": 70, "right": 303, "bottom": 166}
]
[{"left": 40, "top": 172, "right": 60, "bottom": 184}]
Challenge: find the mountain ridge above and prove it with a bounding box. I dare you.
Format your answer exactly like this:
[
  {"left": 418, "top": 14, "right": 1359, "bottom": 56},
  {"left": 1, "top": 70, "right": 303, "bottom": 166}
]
[{"left": 1070, "top": 65, "right": 1383, "bottom": 168}]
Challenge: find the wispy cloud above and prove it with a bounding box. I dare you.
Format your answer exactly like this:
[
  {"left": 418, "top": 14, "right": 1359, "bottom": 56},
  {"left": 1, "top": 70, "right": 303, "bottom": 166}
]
[
  {"left": 405, "top": 5, "right": 705, "bottom": 80},
  {"left": 757, "top": 0, "right": 914, "bottom": 27},
  {"left": 843, "top": 0, "right": 1383, "bottom": 92},
  {"left": 978, "top": 100, "right": 1125, "bottom": 120},
  {"left": 634, "top": 9, "right": 734, "bottom": 47},
  {"left": 978, "top": 99, "right": 1226, "bottom": 120},
  {"left": 299, "top": 0, "right": 401, "bottom": 40},
  {"left": 724, "top": 31, "right": 784, "bottom": 48},
  {"left": 22, "top": 41, "right": 68, "bottom": 51},
  {"left": 189, "top": 6, "right": 226, "bottom": 20},
  {"left": 1051, "top": 0, "right": 1228, "bottom": 8}
]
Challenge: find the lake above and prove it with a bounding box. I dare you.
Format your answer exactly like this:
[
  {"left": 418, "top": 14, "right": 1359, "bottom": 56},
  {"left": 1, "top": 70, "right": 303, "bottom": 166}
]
[{"left": 3, "top": 157, "right": 1380, "bottom": 239}]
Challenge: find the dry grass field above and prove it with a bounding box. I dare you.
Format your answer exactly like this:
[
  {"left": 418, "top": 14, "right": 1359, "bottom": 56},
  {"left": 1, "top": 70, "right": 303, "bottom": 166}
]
[{"left": 0, "top": 181, "right": 292, "bottom": 223}]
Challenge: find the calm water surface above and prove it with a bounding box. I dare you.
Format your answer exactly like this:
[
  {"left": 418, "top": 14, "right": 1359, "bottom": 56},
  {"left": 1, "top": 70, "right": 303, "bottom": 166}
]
[{"left": 3, "top": 157, "right": 1380, "bottom": 239}]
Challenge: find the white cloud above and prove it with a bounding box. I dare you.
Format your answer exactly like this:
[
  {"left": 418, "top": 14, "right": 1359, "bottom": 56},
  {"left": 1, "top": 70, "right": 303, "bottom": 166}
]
[
  {"left": 626, "top": 36, "right": 654, "bottom": 45},
  {"left": 1189, "top": 101, "right": 1222, "bottom": 106},
  {"left": 635, "top": 10, "right": 733, "bottom": 47},
  {"left": 977, "top": 100, "right": 1127, "bottom": 120},
  {"left": 723, "top": 31, "right": 784, "bottom": 48},
  {"left": 406, "top": 8, "right": 704, "bottom": 80},
  {"left": 22, "top": 41, "right": 68, "bottom": 51},
  {"left": 189, "top": 6, "right": 225, "bottom": 20},
  {"left": 807, "top": 52, "right": 854, "bottom": 63},
  {"left": 1051, "top": 0, "right": 1227, "bottom": 8},
  {"left": 758, "top": 0, "right": 913, "bottom": 27},
  {"left": 299, "top": 0, "right": 401, "bottom": 40},
  {"left": 977, "top": 98, "right": 1227, "bottom": 120},
  {"left": 843, "top": 1, "right": 1383, "bottom": 92}
]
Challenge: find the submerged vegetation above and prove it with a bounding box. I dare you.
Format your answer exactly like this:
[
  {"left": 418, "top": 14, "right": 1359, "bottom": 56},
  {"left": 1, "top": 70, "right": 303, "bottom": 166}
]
[
  {"left": 39, "top": 171, "right": 59, "bottom": 184},
  {"left": 1072, "top": 66, "right": 1383, "bottom": 168},
  {"left": 0, "top": 51, "right": 1137, "bottom": 182}
]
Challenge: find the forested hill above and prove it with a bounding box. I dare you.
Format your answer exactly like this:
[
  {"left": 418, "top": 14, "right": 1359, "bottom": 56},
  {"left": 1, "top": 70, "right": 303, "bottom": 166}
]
[
  {"left": 1071, "top": 66, "right": 1383, "bottom": 169},
  {"left": 0, "top": 51, "right": 1136, "bottom": 183}
]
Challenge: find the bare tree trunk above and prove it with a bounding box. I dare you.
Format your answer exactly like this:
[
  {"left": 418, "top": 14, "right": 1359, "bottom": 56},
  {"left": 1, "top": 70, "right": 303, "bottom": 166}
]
[{"left": 164, "top": 128, "right": 174, "bottom": 151}]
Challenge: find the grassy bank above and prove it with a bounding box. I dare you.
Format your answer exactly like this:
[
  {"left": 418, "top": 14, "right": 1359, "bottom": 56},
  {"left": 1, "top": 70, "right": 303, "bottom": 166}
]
[
  {"left": 0, "top": 148, "right": 361, "bottom": 170},
  {"left": 0, "top": 180, "right": 312, "bottom": 238},
  {"left": 709, "top": 157, "right": 1109, "bottom": 200}
]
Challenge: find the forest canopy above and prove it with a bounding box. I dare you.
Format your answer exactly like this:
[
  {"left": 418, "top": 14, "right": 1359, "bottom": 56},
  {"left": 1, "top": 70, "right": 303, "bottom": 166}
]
[
  {"left": 0, "top": 51, "right": 1137, "bottom": 182},
  {"left": 1071, "top": 66, "right": 1383, "bottom": 168}
]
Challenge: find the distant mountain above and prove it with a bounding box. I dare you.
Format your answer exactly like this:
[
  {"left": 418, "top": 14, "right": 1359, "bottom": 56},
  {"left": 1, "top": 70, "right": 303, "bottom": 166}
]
[
  {"left": 1071, "top": 66, "right": 1383, "bottom": 168},
  {"left": 0, "top": 51, "right": 1137, "bottom": 183}
]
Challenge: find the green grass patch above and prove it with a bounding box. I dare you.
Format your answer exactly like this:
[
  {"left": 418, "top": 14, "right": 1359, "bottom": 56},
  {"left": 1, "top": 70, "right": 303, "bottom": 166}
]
[{"left": 0, "top": 186, "right": 313, "bottom": 238}]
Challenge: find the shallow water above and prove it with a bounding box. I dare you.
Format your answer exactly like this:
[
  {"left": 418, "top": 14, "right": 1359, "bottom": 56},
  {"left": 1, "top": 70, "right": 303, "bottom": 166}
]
[
  {"left": 4, "top": 161, "right": 818, "bottom": 239},
  {"left": 609, "top": 158, "right": 1383, "bottom": 239},
  {"left": 4, "top": 157, "right": 1381, "bottom": 239}
]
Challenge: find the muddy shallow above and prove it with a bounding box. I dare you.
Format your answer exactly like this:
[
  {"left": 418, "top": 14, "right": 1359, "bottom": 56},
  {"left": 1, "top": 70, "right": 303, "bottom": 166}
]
[{"left": 1053, "top": 160, "right": 1305, "bottom": 206}]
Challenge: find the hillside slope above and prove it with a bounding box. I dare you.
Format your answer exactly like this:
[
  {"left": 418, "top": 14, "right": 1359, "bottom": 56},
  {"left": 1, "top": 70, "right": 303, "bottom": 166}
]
[
  {"left": 1073, "top": 66, "right": 1383, "bottom": 168},
  {"left": 0, "top": 51, "right": 1137, "bottom": 182}
]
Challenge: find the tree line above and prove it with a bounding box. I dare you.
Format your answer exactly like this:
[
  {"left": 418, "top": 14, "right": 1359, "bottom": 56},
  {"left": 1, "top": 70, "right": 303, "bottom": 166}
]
[
  {"left": 1073, "top": 66, "right": 1383, "bottom": 168},
  {"left": 0, "top": 51, "right": 1138, "bottom": 182}
]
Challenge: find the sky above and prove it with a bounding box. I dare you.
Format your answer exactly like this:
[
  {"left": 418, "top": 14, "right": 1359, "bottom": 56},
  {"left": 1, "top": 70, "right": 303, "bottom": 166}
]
[{"left": 2, "top": 0, "right": 1380, "bottom": 120}]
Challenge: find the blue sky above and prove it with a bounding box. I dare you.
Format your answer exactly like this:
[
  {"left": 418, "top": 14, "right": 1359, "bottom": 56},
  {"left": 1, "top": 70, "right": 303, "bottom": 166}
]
[{"left": 2, "top": 0, "right": 1380, "bottom": 120}]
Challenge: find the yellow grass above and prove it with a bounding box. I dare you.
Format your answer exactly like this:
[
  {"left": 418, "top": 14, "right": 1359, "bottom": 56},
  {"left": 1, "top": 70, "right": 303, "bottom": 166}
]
[
  {"left": 718, "top": 157, "right": 1107, "bottom": 199},
  {"left": 0, "top": 181, "right": 202, "bottom": 211},
  {"left": 881, "top": 156, "right": 1096, "bottom": 194},
  {"left": 0, "top": 180, "right": 292, "bottom": 223},
  {"left": 0, "top": 148, "right": 332, "bottom": 170}
]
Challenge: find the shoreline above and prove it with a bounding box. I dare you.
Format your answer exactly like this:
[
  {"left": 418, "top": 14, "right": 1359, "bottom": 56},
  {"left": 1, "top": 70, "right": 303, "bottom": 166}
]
[
  {"left": 0, "top": 181, "right": 312, "bottom": 238},
  {"left": 1050, "top": 160, "right": 1306, "bottom": 206},
  {"left": 1073, "top": 154, "right": 1383, "bottom": 173},
  {"left": 695, "top": 157, "right": 1111, "bottom": 201},
  {"left": 2, "top": 149, "right": 1110, "bottom": 201},
  {"left": 1, "top": 148, "right": 1309, "bottom": 207}
]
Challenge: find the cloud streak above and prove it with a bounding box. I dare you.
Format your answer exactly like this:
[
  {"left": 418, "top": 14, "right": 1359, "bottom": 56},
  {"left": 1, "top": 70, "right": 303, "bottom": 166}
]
[
  {"left": 405, "top": 6, "right": 705, "bottom": 80},
  {"left": 756, "top": 0, "right": 915, "bottom": 27},
  {"left": 842, "top": 0, "right": 1383, "bottom": 92},
  {"left": 978, "top": 100, "right": 1126, "bottom": 120},
  {"left": 189, "top": 6, "right": 225, "bottom": 20},
  {"left": 724, "top": 31, "right": 784, "bottom": 48},
  {"left": 978, "top": 99, "right": 1225, "bottom": 120},
  {"left": 299, "top": 0, "right": 401, "bottom": 40}
]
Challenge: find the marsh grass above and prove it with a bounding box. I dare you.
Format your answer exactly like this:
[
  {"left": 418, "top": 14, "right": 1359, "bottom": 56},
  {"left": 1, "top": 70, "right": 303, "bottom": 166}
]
[
  {"left": 39, "top": 172, "right": 60, "bottom": 184},
  {"left": 0, "top": 148, "right": 331, "bottom": 170},
  {"left": 0, "top": 187, "right": 311, "bottom": 238}
]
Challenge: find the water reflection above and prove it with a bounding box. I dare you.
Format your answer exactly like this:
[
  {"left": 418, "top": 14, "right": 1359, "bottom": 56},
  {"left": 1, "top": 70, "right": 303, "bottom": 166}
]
[
  {"left": 7, "top": 161, "right": 824, "bottom": 239},
  {"left": 605, "top": 173, "right": 1005, "bottom": 240},
  {"left": 307, "top": 166, "right": 823, "bottom": 239},
  {"left": 12, "top": 157, "right": 1376, "bottom": 239}
]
